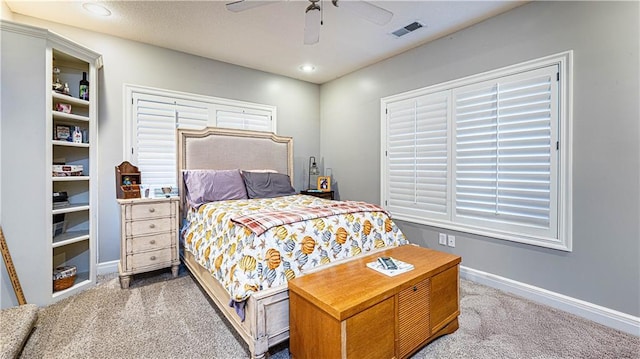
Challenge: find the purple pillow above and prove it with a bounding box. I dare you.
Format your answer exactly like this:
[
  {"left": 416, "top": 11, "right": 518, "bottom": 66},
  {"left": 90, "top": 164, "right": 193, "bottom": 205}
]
[
  {"left": 241, "top": 171, "right": 296, "bottom": 199},
  {"left": 183, "top": 169, "right": 248, "bottom": 209}
]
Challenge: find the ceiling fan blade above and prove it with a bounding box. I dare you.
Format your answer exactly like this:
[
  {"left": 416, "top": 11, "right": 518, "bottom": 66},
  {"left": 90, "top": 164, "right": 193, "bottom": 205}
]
[
  {"left": 332, "top": 0, "right": 393, "bottom": 25},
  {"left": 304, "top": 6, "right": 321, "bottom": 45},
  {"left": 226, "top": 0, "right": 279, "bottom": 13}
]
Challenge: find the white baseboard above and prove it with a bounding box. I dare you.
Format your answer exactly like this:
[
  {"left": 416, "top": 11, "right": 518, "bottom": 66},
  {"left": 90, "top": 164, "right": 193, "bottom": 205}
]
[
  {"left": 460, "top": 266, "right": 640, "bottom": 337},
  {"left": 97, "top": 260, "right": 119, "bottom": 276}
]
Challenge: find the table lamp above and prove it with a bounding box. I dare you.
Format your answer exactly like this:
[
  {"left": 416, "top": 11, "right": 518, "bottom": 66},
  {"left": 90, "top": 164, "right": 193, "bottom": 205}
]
[{"left": 308, "top": 156, "right": 319, "bottom": 190}]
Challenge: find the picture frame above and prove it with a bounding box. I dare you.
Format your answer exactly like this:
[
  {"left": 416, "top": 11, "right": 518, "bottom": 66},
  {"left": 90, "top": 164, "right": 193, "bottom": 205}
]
[
  {"left": 317, "top": 176, "right": 331, "bottom": 192},
  {"left": 55, "top": 125, "right": 73, "bottom": 141}
]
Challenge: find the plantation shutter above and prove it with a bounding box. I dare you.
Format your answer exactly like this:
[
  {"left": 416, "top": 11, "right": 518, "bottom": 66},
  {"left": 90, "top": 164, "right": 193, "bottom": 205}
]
[
  {"left": 386, "top": 91, "right": 449, "bottom": 220},
  {"left": 129, "top": 86, "right": 277, "bottom": 198},
  {"left": 216, "top": 108, "right": 272, "bottom": 132},
  {"left": 132, "top": 93, "right": 209, "bottom": 188},
  {"left": 452, "top": 65, "right": 558, "bottom": 237}
]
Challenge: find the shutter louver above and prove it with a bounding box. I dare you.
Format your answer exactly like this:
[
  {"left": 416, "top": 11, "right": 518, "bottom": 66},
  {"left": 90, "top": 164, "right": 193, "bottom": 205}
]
[
  {"left": 453, "top": 66, "right": 558, "bottom": 236},
  {"left": 386, "top": 92, "right": 449, "bottom": 219},
  {"left": 217, "top": 110, "right": 271, "bottom": 132},
  {"left": 176, "top": 100, "right": 210, "bottom": 130}
]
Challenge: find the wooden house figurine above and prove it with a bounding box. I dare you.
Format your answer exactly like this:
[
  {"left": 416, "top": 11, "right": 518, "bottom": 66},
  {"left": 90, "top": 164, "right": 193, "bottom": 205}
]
[{"left": 115, "top": 161, "right": 141, "bottom": 199}]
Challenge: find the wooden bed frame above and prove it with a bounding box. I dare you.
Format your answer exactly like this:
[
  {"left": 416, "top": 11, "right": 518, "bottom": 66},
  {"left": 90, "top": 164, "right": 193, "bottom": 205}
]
[
  {"left": 177, "top": 127, "right": 390, "bottom": 358},
  {"left": 177, "top": 127, "right": 294, "bottom": 359}
]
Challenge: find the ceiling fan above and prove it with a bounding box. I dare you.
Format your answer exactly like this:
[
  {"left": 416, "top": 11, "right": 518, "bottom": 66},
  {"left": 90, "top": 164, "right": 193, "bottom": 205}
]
[{"left": 225, "top": 0, "right": 393, "bottom": 45}]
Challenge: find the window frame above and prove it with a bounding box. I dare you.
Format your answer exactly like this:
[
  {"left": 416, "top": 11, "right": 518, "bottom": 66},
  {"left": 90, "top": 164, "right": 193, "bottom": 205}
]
[{"left": 381, "top": 51, "right": 573, "bottom": 251}]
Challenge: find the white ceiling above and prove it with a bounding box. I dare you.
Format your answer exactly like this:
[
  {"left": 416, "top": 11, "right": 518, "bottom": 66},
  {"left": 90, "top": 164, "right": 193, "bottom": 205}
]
[{"left": 5, "top": 0, "right": 525, "bottom": 84}]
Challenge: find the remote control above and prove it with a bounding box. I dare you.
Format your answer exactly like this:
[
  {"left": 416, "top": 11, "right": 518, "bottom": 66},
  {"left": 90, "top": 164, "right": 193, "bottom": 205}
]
[{"left": 377, "top": 256, "right": 398, "bottom": 270}]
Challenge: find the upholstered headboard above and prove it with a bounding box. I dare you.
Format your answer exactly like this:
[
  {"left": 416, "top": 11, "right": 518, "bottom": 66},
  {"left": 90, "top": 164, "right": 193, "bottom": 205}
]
[{"left": 177, "top": 127, "right": 294, "bottom": 213}]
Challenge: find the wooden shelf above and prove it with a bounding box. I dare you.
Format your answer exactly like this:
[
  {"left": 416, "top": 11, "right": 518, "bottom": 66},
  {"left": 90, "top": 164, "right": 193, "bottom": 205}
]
[
  {"left": 52, "top": 230, "right": 90, "bottom": 248},
  {"left": 52, "top": 203, "right": 90, "bottom": 215},
  {"left": 52, "top": 176, "right": 90, "bottom": 182},
  {"left": 52, "top": 140, "right": 89, "bottom": 147},
  {"left": 52, "top": 111, "right": 90, "bottom": 123},
  {"left": 52, "top": 91, "right": 89, "bottom": 107}
]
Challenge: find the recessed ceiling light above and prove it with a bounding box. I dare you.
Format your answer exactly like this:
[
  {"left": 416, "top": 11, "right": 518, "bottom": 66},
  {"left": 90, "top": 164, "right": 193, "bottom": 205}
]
[
  {"left": 82, "top": 3, "right": 112, "bottom": 16},
  {"left": 299, "top": 64, "right": 316, "bottom": 73}
]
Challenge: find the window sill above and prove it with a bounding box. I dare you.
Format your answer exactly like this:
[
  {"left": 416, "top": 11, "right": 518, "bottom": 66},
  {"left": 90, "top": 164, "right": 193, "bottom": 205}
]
[{"left": 392, "top": 212, "right": 571, "bottom": 252}]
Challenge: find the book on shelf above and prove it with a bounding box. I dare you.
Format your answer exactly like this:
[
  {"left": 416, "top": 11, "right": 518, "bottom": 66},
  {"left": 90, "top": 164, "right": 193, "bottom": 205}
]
[{"left": 366, "top": 257, "right": 414, "bottom": 277}]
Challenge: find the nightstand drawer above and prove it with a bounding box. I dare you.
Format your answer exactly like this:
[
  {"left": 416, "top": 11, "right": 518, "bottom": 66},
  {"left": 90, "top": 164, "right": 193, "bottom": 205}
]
[
  {"left": 128, "top": 232, "right": 174, "bottom": 253},
  {"left": 125, "top": 201, "right": 173, "bottom": 220},
  {"left": 126, "top": 218, "right": 173, "bottom": 236},
  {"left": 129, "top": 247, "right": 174, "bottom": 270}
]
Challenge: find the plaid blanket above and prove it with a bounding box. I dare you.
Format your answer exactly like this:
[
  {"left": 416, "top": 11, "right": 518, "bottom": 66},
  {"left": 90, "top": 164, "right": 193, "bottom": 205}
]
[{"left": 231, "top": 200, "right": 389, "bottom": 236}]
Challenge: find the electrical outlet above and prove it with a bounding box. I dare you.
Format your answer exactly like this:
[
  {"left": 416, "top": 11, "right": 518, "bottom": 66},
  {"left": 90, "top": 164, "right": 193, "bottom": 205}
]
[
  {"left": 438, "top": 233, "right": 447, "bottom": 245},
  {"left": 447, "top": 235, "right": 456, "bottom": 247}
]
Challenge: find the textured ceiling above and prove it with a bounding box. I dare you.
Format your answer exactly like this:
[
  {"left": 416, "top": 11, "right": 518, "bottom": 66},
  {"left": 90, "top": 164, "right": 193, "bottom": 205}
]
[{"left": 5, "top": 1, "right": 525, "bottom": 84}]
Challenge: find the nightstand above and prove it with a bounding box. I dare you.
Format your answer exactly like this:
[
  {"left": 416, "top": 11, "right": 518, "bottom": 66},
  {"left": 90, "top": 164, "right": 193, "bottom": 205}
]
[
  {"left": 117, "top": 196, "right": 179, "bottom": 289},
  {"left": 300, "top": 190, "right": 334, "bottom": 200}
]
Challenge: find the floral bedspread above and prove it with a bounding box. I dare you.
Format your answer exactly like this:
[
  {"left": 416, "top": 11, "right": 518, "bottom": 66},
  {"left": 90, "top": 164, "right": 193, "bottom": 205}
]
[{"left": 181, "top": 194, "right": 407, "bottom": 302}]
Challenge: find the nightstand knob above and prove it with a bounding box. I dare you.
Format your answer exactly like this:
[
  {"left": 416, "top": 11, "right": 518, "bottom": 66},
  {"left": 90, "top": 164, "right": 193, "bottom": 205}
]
[
  {"left": 150, "top": 256, "right": 156, "bottom": 261},
  {"left": 150, "top": 239, "right": 156, "bottom": 245},
  {"left": 149, "top": 224, "right": 155, "bottom": 229},
  {"left": 148, "top": 208, "right": 155, "bottom": 213}
]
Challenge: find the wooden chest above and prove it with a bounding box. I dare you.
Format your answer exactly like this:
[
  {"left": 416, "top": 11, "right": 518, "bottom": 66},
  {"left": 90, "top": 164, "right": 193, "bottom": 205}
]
[{"left": 288, "top": 245, "right": 461, "bottom": 359}]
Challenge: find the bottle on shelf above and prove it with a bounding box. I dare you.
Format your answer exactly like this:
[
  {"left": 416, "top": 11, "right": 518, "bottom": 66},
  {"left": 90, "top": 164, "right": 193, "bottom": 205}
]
[
  {"left": 73, "top": 126, "right": 83, "bottom": 143},
  {"left": 79, "top": 72, "right": 89, "bottom": 100}
]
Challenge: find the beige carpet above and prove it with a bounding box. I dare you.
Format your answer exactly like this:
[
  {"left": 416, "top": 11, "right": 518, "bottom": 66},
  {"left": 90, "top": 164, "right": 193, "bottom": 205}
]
[
  {"left": 1, "top": 304, "right": 38, "bottom": 359},
  {"left": 20, "top": 268, "right": 639, "bottom": 359}
]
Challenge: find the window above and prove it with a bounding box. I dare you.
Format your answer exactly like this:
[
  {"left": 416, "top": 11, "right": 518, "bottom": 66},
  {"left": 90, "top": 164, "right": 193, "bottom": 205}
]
[
  {"left": 125, "top": 85, "right": 275, "bottom": 191},
  {"left": 381, "top": 52, "right": 572, "bottom": 251}
]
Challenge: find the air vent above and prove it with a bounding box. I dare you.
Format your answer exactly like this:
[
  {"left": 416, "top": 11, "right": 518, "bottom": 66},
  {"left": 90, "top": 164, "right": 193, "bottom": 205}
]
[{"left": 392, "top": 21, "right": 424, "bottom": 38}]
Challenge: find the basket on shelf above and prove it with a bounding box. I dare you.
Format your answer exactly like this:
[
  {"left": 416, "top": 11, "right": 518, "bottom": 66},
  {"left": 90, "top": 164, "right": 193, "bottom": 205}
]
[{"left": 53, "top": 265, "right": 76, "bottom": 291}]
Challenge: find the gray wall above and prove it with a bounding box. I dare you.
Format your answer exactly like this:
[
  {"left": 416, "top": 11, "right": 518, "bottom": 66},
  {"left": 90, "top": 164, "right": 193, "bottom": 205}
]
[
  {"left": 6, "top": 15, "right": 320, "bottom": 270},
  {"left": 319, "top": 1, "right": 639, "bottom": 316}
]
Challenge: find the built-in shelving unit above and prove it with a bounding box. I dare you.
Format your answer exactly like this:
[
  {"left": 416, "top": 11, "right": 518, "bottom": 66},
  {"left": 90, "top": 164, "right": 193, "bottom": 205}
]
[
  {"left": 49, "top": 47, "right": 98, "bottom": 300},
  {"left": 0, "top": 20, "right": 102, "bottom": 307}
]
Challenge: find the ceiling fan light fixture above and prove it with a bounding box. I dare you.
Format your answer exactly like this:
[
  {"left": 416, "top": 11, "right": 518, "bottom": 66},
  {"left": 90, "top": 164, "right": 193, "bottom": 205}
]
[
  {"left": 227, "top": 0, "right": 394, "bottom": 45},
  {"left": 82, "top": 2, "right": 111, "bottom": 17}
]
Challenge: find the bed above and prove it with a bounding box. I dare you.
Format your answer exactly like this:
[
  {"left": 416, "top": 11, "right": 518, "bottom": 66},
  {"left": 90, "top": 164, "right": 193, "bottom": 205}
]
[{"left": 177, "top": 127, "right": 407, "bottom": 359}]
